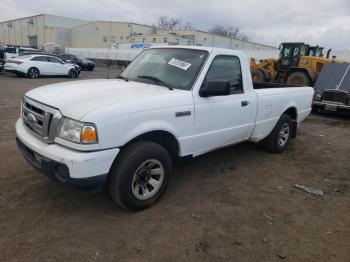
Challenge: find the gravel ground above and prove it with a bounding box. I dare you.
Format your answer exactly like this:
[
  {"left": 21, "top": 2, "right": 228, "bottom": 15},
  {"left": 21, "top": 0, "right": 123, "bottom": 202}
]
[{"left": 0, "top": 67, "right": 349, "bottom": 262}]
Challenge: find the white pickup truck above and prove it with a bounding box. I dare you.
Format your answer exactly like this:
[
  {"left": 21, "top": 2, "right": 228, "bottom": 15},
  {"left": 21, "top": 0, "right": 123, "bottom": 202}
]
[{"left": 16, "top": 47, "right": 313, "bottom": 210}]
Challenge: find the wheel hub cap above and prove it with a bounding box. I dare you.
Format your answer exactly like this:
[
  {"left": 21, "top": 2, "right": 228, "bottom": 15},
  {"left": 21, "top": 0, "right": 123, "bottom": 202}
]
[
  {"left": 278, "top": 123, "right": 290, "bottom": 147},
  {"left": 132, "top": 159, "right": 164, "bottom": 200}
]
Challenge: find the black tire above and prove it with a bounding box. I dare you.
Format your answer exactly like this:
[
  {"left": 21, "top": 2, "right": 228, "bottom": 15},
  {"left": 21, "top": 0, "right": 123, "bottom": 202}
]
[
  {"left": 286, "top": 71, "right": 310, "bottom": 86},
  {"left": 108, "top": 141, "right": 172, "bottom": 211},
  {"left": 263, "top": 114, "right": 292, "bottom": 153},
  {"left": 27, "top": 67, "right": 40, "bottom": 79},
  {"left": 251, "top": 69, "right": 265, "bottom": 82},
  {"left": 68, "top": 69, "right": 77, "bottom": 78}
]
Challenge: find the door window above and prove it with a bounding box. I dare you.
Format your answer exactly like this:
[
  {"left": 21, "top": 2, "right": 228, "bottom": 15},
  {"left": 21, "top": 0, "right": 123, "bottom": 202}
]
[
  {"left": 48, "top": 57, "right": 63, "bottom": 64},
  {"left": 204, "top": 55, "right": 243, "bottom": 94},
  {"left": 282, "top": 47, "right": 292, "bottom": 58},
  {"left": 31, "top": 56, "right": 49, "bottom": 62},
  {"left": 293, "top": 47, "right": 300, "bottom": 57}
]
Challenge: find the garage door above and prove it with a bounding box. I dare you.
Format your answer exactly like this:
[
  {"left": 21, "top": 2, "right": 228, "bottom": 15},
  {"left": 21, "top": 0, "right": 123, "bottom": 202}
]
[{"left": 28, "top": 36, "right": 37, "bottom": 49}]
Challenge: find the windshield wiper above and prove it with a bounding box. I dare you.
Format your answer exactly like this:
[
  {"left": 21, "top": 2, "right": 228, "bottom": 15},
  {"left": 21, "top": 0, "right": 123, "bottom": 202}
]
[
  {"left": 116, "top": 75, "right": 129, "bottom": 81},
  {"left": 137, "top": 75, "right": 173, "bottom": 90}
]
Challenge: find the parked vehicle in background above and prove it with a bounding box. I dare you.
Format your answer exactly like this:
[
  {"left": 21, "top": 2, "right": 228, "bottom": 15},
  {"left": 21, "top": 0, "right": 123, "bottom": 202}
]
[
  {"left": 0, "top": 46, "right": 5, "bottom": 65},
  {"left": 313, "top": 62, "right": 350, "bottom": 113},
  {"left": 60, "top": 54, "right": 95, "bottom": 71},
  {"left": 5, "top": 54, "right": 80, "bottom": 78},
  {"left": 0, "top": 61, "right": 4, "bottom": 72},
  {"left": 15, "top": 47, "right": 313, "bottom": 211},
  {"left": 0, "top": 45, "right": 38, "bottom": 61}
]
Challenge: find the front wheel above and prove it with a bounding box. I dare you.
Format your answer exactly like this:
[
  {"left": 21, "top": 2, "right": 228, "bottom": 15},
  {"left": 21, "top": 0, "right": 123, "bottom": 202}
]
[
  {"left": 263, "top": 114, "right": 292, "bottom": 153},
  {"left": 68, "top": 69, "right": 78, "bottom": 78},
  {"left": 108, "top": 141, "right": 172, "bottom": 211}
]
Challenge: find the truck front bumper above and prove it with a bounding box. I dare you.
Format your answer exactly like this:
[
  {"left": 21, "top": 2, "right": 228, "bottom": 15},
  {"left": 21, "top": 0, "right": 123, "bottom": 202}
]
[{"left": 15, "top": 119, "right": 120, "bottom": 190}]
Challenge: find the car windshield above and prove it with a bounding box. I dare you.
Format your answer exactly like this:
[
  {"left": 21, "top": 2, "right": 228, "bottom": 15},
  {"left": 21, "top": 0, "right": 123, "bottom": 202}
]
[
  {"left": 5, "top": 47, "right": 17, "bottom": 53},
  {"left": 120, "top": 48, "right": 209, "bottom": 90},
  {"left": 76, "top": 55, "right": 89, "bottom": 61}
]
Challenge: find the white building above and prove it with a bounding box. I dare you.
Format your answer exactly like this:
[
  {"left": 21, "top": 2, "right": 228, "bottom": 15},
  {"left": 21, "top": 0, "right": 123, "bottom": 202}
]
[
  {"left": 0, "top": 14, "right": 86, "bottom": 52},
  {"left": 157, "top": 29, "right": 277, "bottom": 50},
  {"left": 70, "top": 21, "right": 154, "bottom": 48},
  {"left": 0, "top": 14, "right": 278, "bottom": 53}
]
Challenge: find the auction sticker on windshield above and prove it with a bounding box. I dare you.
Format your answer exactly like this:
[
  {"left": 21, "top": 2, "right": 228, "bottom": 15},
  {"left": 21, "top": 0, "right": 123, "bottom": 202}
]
[{"left": 168, "top": 58, "right": 191, "bottom": 70}]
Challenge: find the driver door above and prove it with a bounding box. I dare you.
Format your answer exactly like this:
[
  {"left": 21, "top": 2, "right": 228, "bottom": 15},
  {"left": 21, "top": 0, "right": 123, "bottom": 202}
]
[
  {"left": 47, "top": 56, "right": 67, "bottom": 75},
  {"left": 193, "top": 55, "right": 254, "bottom": 154}
]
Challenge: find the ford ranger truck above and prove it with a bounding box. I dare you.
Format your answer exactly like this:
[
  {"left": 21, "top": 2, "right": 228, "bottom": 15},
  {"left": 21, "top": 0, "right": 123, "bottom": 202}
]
[{"left": 16, "top": 47, "right": 314, "bottom": 211}]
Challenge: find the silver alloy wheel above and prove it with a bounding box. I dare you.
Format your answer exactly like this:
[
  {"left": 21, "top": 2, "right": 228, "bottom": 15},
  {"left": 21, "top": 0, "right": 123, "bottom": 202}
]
[
  {"left": 29, "top": 68, "right": 39, "bottom": 78},
  {"left": 69, "top": 69, "right": 76, "bottom": 78},
  {"left": 278, "top": 123, "right": 290, "bottom": 147},
  {"left": 131, "top": 159, "right": 165, "bottom": 200}
]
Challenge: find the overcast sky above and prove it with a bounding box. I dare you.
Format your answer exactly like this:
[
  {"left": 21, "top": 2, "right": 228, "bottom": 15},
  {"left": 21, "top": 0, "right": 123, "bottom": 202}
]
[{"left": 1, "top": 0, "right": 350, "bottom": 49}]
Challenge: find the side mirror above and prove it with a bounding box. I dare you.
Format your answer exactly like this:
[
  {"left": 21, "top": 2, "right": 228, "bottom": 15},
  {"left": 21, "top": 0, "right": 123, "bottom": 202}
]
[{"left": 199, "top": 80, "right": 230, "bottom": 97}]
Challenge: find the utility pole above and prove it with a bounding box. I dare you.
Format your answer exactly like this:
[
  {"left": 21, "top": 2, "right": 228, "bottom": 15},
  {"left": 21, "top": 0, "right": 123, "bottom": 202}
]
[{"left": 107, "top": 16, "right": 112, "bottom": 79}]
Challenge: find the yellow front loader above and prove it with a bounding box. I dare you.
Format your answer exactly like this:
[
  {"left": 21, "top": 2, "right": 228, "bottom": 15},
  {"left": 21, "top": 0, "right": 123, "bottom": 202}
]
[{"left": 251, "top": 42, "right": 341, "bottom": 86}]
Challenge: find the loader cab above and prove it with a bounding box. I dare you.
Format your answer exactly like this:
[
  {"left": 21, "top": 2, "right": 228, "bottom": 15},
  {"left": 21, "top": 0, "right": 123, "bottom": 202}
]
[
  {"left": 307, "top": 46, "right": 324, "bottom": 57},
  {"left": 277, "top": 43, "right": 308, "bottom": 71}
]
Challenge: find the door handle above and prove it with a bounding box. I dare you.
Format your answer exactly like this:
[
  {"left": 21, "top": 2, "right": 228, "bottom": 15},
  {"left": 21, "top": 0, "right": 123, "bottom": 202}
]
[{"left": 241, "top": 100, "right": 249, "bottom": 107}]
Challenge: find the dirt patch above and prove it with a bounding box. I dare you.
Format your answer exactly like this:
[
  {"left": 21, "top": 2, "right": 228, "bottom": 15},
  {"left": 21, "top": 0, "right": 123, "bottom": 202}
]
[{"left": 0, "top": 68, "right": 349, "bottom": 262}]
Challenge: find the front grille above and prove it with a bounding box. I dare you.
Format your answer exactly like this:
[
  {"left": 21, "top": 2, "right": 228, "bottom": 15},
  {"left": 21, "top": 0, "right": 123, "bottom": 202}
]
[
  {"left": 22, "top": 97, "right": 62, "bottom": 143},
  {"left": 322, "top": 90, "right": 348, "bottom": 105}
]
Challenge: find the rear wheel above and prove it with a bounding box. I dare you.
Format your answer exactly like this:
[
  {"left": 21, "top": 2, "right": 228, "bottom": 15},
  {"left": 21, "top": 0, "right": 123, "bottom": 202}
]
[
  {"left": 286, "top": 71, "right": 310, "bottom": 86},
  {"left": 263, "top": 114, "right": 292, "bottom": 153},
  {"left": 251, "top": 69, "right": 266, "bottom": 82},
  {"left": 27, "top": 68, "right": 40, "bottom": 79},
  {"left": 108, "top": 141, "right": 172, "bottom": 211}
]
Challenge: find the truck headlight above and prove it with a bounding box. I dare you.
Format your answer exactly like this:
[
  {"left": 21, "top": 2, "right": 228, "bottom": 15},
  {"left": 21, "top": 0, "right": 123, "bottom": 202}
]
[
  {"left": 313, "top": 89, "right": 322, "bottom": 102},
  {"left": 58, "top": 118, "right": 98, "bottom": 144}
]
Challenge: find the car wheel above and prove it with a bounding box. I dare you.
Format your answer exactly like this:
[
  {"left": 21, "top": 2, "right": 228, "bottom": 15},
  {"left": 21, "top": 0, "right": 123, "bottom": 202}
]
[
  {"left": 263, "top": 114, "right": 292, "bottom": 153},
  {"left": 108, "top": 141, "right": 172, "bottom": 211},
  {"left": 27, "top": 68, "right": 40, "bottom": 79},
  {"left": 68, "top": 69, "right": 77, "bottom": 78}
]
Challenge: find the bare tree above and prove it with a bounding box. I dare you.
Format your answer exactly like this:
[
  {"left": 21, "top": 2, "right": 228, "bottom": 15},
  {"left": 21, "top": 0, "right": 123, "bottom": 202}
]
[
  {"left": 154, "top": 17, "right": 248, "bottom": 40},
  {"left": 157, "top": 16, "right": 182, "bottom": 29},
  {"left": 183, "top": 22, "right": 194, "bottom": 30},
  {"left": 209, "top": 25, "right": 249, "bottom": 41}
]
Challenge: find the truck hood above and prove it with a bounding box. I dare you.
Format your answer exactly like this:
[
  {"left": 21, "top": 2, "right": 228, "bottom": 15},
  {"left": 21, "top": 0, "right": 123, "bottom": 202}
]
[{"left": 25, "top": 79, "right": 192, "bottom": 120}]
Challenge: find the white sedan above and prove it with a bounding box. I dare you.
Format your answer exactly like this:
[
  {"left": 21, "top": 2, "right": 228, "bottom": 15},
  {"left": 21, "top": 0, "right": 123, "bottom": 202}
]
[{"left": 4, "top": 54, "right": 80, "bottom": 78}]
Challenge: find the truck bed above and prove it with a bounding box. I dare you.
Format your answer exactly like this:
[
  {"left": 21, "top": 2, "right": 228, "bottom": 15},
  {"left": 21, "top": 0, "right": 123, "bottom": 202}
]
[{"left": 253, "top": 81, "right": 300, "bottom": 89}]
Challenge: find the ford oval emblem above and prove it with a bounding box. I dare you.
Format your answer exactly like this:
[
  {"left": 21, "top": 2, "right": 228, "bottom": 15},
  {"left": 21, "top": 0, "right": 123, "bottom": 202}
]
[{"left": 27, "top": 113, "right": 36, "bottom": 124}]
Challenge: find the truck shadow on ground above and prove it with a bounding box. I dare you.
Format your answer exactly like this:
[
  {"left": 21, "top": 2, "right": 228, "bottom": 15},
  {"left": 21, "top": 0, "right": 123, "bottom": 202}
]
[{"left": 29, "top": 141, "right": 264, "bottom": 217}]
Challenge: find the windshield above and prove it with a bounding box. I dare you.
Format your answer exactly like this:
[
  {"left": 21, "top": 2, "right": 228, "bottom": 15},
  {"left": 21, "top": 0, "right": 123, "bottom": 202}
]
[
  {"left": 5, "top": 47, "right": 17, "bottom": 54},
  {"left": 76, "top": 55, "right": 89, "bottom": 61},
  {"left": 120, "top": 48, "right": 209, "bottom": 90}
]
